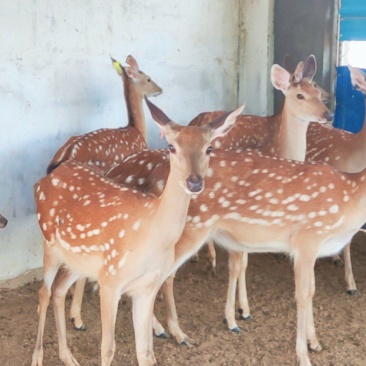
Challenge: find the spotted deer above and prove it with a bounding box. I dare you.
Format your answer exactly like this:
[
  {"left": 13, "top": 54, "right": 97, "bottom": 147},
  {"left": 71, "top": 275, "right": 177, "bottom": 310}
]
[
  {"left": 68, "top": 55, "right": 334, "bottom": 335},
  {"left": 108, "top": 144, "right": 366, "bottom": 366},
  {"left": 303, "top": 65, "right": 366, "bottom": 294},
  {"left": 31, "top": 98, "right": 243, "bottom": 366},
  {"left": 189, "top": 55, "right": 332, "bottom": 271},
  {"left": 0, "top": 213, "right": 7, "bottom": 228},
  {"left": 46, "top": 55, "right": 162, "bottom": 174},
  {"left": 189, "top": 55, "right": 333, "bottom": 325},
  {"left": 190, "top": 55, "right": 332, "bottom": 159},
  {"left": 47, "top": 55, "right": 162, "bottom": 329}
]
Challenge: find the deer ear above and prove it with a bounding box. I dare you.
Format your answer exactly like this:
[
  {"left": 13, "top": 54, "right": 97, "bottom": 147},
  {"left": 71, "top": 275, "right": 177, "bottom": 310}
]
[
  {"left": 207, "top": 105, "right": 244, "bottom": 141},
  {"left": 302, "top": 55, "right": 316, "bottom": 82},
  {"left": 283, "top": 54, "right": 295, "bottom": 73},
  {"left": 125, "top": 55, "right": 139, "bottom": 79},
  {"left": 349, "top": 65, "right": 366, "bottom": 94},
  {"left": 293, "top": 61, "right": 304, "bottom": 83},
  {"left": 271, "top": 64, "right": 291, "bottom": 90},
  {"left": 145, "top": 97, "right": 172, "bottom": 130}
]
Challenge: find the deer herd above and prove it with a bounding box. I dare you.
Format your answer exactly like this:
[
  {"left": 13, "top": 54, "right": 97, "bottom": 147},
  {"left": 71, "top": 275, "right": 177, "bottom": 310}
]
[{"left": 3, "top": 52, "right": 360, "bottom": 366}]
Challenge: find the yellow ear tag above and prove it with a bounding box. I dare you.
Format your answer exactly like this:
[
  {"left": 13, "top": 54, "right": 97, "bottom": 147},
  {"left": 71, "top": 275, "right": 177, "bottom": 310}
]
[{"left": 112, "top": 60, "right": 123, "bottom": 75}]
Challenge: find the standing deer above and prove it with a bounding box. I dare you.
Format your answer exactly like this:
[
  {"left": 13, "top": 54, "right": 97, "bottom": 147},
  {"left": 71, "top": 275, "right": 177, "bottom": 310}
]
[
  {"left": 189, "top": 55, "right": 333, "bottom": 326},
  {"left": 189, "top": 55, "right": 332, "bottom": 271},
  {"left": 304, "top": 65, "right": 366, "bottom": 294},
  {"left": 68, "top": 55, "right": 334, "bottom": 334},
  {"left": 0, "top": 213, "right": 7, "bottom": 228},
  {"left": 46, "top": 55, "right": 162, "bottom": 329},
  {"left": 111, "top": 145, "right": 366, "bottom": 366},
  {"left": 47, "top": 55, "right": 162, "bottom": 174},
  {"left": 31, "top": 98, "right": 243, "bottom": 366}
]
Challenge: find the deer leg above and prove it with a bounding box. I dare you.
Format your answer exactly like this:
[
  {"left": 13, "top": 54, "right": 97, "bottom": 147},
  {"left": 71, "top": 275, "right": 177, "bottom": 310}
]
[
  {"left": 331, "top": 253, "right": 343, "bottom": 267},
  {"left": 99, "top": 284, "right": 119, "bottom": 366},
  {"left": 301, "top": 262, "right": 321, "bottom": 352},
  {"left": 69, "top": 278, "right": 87, "bottom": 330},
  {"left": 52, "top": 268, "right": 81, "bottom": 366},
  {"left": 161, "top": 273, "right": 191, "bottom": 346},
  {"left": 191, "top": 252, "right": 199, "bottom": 263},
  {"left": 32, "top": 250, "right": 61, "bottom": 366},
  {"left": 132, "top": 291, "right": 159, "bottom": 366},
  {"left": 224, "top": 251, "right": 242, "bottom": 332},
  {"left": 293, "top": 247, "right": 318, "bottom": 366},
  {"left": 343, "top": 242, "right": 357, "bottom": 295},
  {"left": 207, "top": 240, "right": 216, "bottom": 274},
  {"left": 152, "top": 313, "right": 169, "bottom": 339},
  {"left": 238, "top": 252, "right": 251, "bottom": 320}
]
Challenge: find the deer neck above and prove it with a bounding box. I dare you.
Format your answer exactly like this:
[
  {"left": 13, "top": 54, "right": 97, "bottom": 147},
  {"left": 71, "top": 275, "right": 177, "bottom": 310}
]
[
  {"left": 123, "top": 73, "right": 147, "bottom": 141},
  {"left": 150, "top": 167, "right": 191, "bottom": 249},
  {"left": 277, "top": 105, "right": 309, "bottom": 162}
]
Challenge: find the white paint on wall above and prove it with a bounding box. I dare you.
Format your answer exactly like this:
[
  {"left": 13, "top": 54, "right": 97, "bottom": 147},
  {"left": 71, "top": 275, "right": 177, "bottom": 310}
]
[{"left": 0, "top": 0, "right": 251, "bottom": 282}]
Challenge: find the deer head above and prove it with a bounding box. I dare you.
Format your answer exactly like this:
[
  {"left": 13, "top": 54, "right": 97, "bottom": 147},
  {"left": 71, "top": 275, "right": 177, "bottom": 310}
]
[
  {"left": 271, "top": 55, "right": 333, "bottom": 123},
  {"left": 111, "top": 55, "right": 162, "bottom": 98},
  {"left": 145, "top": 97, "right": 244, "bottom": 193}
]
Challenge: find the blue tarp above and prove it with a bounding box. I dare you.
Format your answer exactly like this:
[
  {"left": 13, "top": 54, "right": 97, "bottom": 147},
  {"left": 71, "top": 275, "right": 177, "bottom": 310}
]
[{"left": 333, "top": 66, "right": 365, "bottom": 133}]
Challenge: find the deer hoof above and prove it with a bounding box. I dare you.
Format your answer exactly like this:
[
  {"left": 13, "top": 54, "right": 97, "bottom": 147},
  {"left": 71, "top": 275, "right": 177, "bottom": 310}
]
[
  {"left": 180, "top": 340, "right": 193, "bottom": 348},
  {"left": 230, "top": 326, "right": 241, "bottom": 334},
  {"left": 156, "top": 332, "right": 170, "bottom": 339},
  {"left": 347, "top": 289, "right": 358, "bottom": 296}
]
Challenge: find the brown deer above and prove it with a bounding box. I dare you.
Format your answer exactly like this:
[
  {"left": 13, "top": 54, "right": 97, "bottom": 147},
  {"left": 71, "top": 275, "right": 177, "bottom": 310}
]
[
  {"left": 68, "top": 55, "right": 334, "bottom": 333},
  {"left": 189, "top": 55, "right": 332, "bottom": 271},
  {"left": 47, "top": 55, "right": 162, "bottom": 329},
  {"left": 31, "top": 98, "right": 243, "bottom": 366},
  {"left": 189, "top": 55, "right": 333, "bottom": 326},
  {"left": 110, "top": 145, "right": 366, "bottom": 366},
  {"left": 0, "top": 213, "right": 7, "bottom": 228},
  {"left": 46, "top": 55, "right": 162, "bottom": 174},
  {"left": 71, "top": 55, "right": 333, "bottom": 339},
  {"left": 304, "top": 65, "right": 366, "bottom": 294}
]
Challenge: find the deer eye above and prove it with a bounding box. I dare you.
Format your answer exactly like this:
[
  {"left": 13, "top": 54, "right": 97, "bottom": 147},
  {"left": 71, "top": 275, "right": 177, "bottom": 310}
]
[
  {"left": 168, "top": 144, "right": 176, "bottom": 154},
  {"left": 297, "top": 93, "right": 305, "bottom": 100},
  {"left": 147, "top": 78, "right": 151, "bottom": 82},
  {"left": 206, "top": 146, "right": 213, "bottom": 155}
]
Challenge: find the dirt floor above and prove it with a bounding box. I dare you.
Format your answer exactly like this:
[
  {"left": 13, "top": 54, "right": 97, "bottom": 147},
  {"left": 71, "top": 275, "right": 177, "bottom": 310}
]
[{"left": 1, "top": 233, "right": 366, "bottom": 366}]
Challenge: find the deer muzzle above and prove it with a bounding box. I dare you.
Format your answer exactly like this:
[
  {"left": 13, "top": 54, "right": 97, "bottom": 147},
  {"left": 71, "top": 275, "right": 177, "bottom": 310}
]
[
  {"left": 0, "top": 215, "right": 8, "bottom": 228},
  {"left": 323, "top": 111, "right": 334, "bottom": 122},
  {"left": 186, "top": 175, "right": 204, "bottom": 193}
]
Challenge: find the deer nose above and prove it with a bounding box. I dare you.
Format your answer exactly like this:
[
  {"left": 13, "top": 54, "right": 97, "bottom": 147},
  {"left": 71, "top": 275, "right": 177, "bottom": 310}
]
[
  {"left": 323, "top": 111, "right": 334, "bottom": 122},
  {"left": 0, "top": 217, "right": 8, "bottom": 228},
  {"left": 186, "top": 175, "right": 203, "bottom": 193}
]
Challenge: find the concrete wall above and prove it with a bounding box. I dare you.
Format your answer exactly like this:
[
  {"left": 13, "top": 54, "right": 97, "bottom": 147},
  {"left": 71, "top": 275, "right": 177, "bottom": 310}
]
[
  {"left": 238, "top": 0, "right": 274, "bottom": 115},
  {"left": 0, "top": 0, "right": 273, "bottom": 283}
]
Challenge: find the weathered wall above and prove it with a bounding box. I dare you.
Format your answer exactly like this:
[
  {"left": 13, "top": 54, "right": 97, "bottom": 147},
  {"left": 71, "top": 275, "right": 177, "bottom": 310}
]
[
  {"left": 0, "top": 0, "right": 242, "bottom": 282},
  {"left": 0, "top": 0, "right": 275, "bottom": 284}
]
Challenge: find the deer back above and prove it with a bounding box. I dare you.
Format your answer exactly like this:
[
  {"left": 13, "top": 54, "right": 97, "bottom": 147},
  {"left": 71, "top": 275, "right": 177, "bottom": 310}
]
[
  {"left": 47, "top": 55, "right": 162, "bottom": 174},
  {"left": 107, "top": 148, "right": 366, "bottom": 258},
  {"left": 188, "top": 56, "right": 332, "bottom": 158},
  {"left": 306, "top": 66, "right": 366, "bottom": 173},
  {"left": 36, "top": 101, "right": 243, "bottom": 279}
]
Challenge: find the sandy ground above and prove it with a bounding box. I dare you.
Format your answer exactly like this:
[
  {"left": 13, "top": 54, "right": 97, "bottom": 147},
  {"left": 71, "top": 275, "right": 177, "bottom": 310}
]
[{"left": 1, "top": 232, "right": 366, "bottom": 366}]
